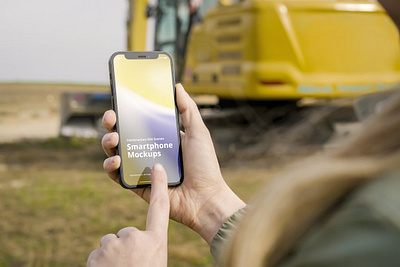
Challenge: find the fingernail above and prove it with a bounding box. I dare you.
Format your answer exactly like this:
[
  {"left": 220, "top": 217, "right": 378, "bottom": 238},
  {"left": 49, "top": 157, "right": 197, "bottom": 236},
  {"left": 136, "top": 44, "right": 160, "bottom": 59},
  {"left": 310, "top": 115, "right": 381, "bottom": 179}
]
[
  {"left": 153, "top": 163, "right": 164, "bottom": 171},
  {"left": 177, "top": 83, "right": 185, "bottom": 90}
]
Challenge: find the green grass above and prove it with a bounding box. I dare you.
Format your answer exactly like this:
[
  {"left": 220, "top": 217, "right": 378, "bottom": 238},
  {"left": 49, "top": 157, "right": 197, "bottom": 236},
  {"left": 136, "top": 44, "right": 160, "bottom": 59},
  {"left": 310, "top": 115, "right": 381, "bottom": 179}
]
[
  {"left": 0, "top": 138, "right": 216, "bottom": 266},
  {"left": 0, "top": 129, "right": 316, "bottom": 266},
  {"left": 0, "top": 82, "right": 331, "bottom": 266}
]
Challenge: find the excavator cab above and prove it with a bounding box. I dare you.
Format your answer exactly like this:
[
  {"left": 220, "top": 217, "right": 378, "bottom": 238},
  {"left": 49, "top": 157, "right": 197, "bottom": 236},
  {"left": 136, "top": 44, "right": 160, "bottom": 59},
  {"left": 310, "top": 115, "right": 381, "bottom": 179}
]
[{"left": 127, "top": 0, "right": 216, "bottom": 79}]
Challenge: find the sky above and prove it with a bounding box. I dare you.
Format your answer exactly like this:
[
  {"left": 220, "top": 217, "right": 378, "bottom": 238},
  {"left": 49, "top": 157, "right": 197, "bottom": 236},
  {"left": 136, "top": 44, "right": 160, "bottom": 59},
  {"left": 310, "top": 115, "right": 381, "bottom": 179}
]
[{"left": 0, "top": 0, "right": 128, "bottom": 84}]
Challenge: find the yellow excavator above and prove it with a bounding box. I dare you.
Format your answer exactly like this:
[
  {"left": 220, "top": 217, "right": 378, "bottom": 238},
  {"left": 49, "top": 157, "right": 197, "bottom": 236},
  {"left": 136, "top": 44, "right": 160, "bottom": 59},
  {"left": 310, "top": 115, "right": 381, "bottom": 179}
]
[
  {"left": 128, "top": 0, "right": 400, "bottom": 100},
  {"left": 60, "top": 0, "right": 400, "bottom": 137}
]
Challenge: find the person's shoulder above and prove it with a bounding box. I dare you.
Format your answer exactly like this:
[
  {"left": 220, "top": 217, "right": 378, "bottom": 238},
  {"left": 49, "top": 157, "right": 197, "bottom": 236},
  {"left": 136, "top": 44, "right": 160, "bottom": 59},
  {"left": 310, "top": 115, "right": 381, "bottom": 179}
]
[
  {"left": 278, "top": 170, "right": 400, "bottom": 267},
  {"left": 347, "top": 169, "right": 400, "bottom": 230}
]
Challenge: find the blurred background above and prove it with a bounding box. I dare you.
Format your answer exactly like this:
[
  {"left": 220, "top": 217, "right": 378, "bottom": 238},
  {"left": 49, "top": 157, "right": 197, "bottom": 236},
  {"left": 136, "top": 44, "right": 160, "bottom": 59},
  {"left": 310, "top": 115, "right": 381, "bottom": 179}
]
[{"left": 0, "top": 0, "right": 399, "bottom": 266}]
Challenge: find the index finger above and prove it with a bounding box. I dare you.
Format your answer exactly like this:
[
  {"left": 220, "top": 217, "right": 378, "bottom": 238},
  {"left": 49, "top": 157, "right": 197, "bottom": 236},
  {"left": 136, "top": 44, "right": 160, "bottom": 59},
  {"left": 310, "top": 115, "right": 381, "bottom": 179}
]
[
  {"left": 146, "top": 163, "right": 170, "bottom": 234},
  {"left": 102, "top": 110, "right": 116, "bottom": 132}
]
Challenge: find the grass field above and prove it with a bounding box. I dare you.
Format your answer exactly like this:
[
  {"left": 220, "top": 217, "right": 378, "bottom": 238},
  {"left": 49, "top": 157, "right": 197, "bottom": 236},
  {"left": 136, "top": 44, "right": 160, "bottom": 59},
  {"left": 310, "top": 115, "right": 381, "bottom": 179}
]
[
  {"left": 0, "top": 138, "right": 213, "bottom": 266},
  {"left": 0, "top": 83, "right": 346, "bottom": 266},
  {"left": 0, "top": 137, "right": 284, "bottom": 266}
]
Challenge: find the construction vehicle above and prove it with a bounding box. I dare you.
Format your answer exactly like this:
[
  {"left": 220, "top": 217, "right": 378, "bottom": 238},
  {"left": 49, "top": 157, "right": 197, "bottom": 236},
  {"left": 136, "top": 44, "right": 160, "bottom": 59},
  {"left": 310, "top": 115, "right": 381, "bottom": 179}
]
[
  {"left": 59, "top": 92, "right": 110, "bottom": 138},
  {"left": 60, "top": 0, "right": 400, "bottom": 137},
  {"left": 128, "top": 0, "right": 400, "bottom": 100}
]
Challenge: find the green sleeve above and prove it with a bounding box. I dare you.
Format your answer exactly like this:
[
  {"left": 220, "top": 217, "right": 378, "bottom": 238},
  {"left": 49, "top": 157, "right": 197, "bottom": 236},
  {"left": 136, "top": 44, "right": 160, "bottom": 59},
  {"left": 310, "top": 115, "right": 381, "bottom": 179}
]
[
  {"left": 210, "top": 206, "right": 249, "bottom": 264},
  {"left": 280, "top": 173, "right": 400, "bottom": 267}
]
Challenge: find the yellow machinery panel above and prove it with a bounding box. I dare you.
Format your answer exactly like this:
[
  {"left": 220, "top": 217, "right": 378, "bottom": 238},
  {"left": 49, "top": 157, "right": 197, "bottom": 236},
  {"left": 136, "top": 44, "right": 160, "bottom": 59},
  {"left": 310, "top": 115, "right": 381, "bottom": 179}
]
[
  {"left": 182, "top": 0, "right": 400, "bottom": 99},
  {"left": 128, "top": 0, "right": 148, "bottom": 51}
]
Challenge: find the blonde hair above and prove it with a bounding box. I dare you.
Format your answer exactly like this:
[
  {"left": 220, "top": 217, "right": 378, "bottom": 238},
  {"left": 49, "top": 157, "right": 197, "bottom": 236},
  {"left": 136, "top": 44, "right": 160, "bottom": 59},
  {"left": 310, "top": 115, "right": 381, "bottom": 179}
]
[{"left": 222, "top": 90, "right": 400, "bottom": 267}]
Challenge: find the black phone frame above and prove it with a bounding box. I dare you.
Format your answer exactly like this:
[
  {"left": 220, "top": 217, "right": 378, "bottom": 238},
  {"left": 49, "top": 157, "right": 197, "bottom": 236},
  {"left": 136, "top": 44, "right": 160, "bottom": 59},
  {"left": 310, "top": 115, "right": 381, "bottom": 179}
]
[{"left": 108, "top": 51, "right": 184, "bottom": 189}]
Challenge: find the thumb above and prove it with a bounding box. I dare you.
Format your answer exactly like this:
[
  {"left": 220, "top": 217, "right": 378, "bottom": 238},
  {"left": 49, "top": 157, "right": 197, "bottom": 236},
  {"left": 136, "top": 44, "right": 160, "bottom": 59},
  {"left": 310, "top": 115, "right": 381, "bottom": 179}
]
[{"left": 176, "top": 83, "right": 207, "bottom": 135}]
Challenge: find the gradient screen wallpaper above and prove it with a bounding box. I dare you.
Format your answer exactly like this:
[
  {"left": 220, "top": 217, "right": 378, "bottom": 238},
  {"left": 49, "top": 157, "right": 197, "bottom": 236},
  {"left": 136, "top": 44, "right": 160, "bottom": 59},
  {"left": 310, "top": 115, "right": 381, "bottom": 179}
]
[{"left": 110, "top": 52, "right": 183, "bottom": 188}]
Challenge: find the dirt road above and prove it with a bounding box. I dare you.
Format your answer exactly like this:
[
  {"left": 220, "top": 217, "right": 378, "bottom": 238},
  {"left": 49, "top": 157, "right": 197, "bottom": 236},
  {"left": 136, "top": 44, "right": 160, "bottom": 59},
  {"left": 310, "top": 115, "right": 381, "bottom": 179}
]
[{"left": 0, "top": 82, "right": 356, "bottom": 161}]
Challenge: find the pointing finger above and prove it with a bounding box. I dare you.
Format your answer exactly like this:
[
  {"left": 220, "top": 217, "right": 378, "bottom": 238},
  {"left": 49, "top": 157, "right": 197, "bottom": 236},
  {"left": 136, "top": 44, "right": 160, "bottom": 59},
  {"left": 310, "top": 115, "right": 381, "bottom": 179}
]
[{"left": 145, "top": 164, "right": 170, "bottom": 234}]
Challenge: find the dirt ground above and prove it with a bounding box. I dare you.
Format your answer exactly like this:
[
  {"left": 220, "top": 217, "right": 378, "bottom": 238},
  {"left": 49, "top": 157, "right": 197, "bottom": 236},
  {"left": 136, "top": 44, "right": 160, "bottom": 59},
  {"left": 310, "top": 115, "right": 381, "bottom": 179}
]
[
  {"left": 0, "top": 83, "right": 357, "bottom": 266},
  {"left": 0, "top": 83, "right": 109, "bottom": 142}
]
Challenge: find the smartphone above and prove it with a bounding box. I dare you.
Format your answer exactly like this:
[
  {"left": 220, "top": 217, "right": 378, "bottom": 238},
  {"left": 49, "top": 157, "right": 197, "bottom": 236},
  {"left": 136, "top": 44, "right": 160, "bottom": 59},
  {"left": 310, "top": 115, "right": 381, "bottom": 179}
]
[{"left": 108, "top": 51, "right": 183, "bottom": 189}]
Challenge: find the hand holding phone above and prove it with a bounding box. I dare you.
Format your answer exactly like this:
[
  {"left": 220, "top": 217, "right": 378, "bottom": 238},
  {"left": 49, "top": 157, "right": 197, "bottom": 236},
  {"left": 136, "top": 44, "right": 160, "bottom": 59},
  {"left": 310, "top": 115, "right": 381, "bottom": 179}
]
[{"left": 102, "top": 84, "right": 246, "bottom": 244}]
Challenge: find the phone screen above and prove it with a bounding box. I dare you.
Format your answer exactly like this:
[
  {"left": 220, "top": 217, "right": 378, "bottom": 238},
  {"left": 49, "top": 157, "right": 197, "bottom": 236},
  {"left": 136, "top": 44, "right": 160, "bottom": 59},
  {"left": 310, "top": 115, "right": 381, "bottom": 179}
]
[{"left": 109, "top": 52, "right": 183, "bottom": 188}]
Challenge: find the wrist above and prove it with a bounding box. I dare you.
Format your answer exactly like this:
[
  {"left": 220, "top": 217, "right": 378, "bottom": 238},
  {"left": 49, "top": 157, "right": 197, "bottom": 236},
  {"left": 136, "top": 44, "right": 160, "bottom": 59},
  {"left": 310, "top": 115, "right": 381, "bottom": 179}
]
[{"left": 193, "top": 185, "right": 246, "bottom": 245}]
